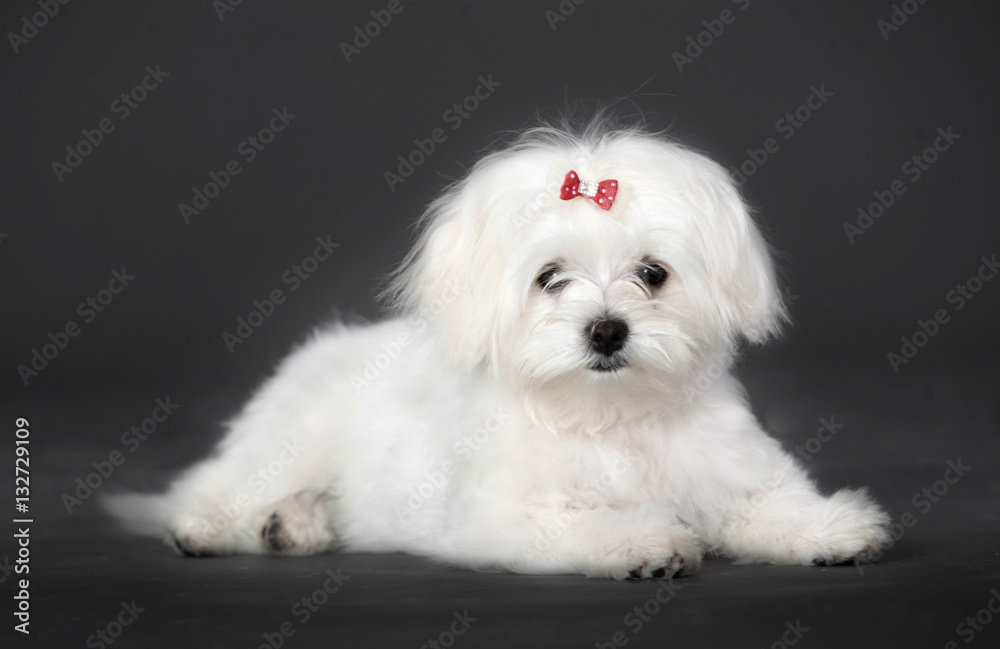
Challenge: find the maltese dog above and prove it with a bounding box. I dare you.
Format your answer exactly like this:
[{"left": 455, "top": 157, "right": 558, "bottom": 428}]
[{"left": 109, "top": 119, "right": 890, "bottom": 579}]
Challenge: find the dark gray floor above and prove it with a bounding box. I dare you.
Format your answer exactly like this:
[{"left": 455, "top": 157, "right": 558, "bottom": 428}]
[{"left": 8, "top": 365, "right": 1000, "bottom": 648}]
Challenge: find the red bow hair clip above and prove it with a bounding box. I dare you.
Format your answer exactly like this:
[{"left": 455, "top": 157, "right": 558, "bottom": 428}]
[{"left": 549, "top": 167, "right": 630, "bottom": 218}]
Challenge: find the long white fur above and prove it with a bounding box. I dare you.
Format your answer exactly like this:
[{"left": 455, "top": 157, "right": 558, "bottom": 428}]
[{"left": 105, "top": 121, "right": 890, "bottom": 578}]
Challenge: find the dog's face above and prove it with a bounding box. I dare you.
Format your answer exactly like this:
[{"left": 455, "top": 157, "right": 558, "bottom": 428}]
[
  {"left": 516, "top": 218, "right": 699, "bottom": 398},
  {"left": 390, "top": 126, "right": 785, "bottom": 429}
]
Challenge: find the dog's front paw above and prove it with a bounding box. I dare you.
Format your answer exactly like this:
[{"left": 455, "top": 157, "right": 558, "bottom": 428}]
[
  {"left": 171, "top": 533, "right": 215, "bottom": 557},
  {"left": 167, "top": 513, "right": 221, "bottom": 557},
  {"left": 257, "top": 490, "right": 338, "bottom": 556},
  {"left": 625, "top": 552, "right": 692, "bottom": 580},
  {"left": 262, "top": 512, "right": 295, "bottom": 552},
  {"left": 809, "top": 539, "right": 884, "bottom": 567},
  {"left": 598, "top": 528, "right": 703, "bottom": 580},
  {"left": 795, "top": 489, "right": 892, "bottom": 566}
]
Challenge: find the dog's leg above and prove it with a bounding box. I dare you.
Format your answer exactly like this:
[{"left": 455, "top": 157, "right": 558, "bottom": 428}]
[
  {"left": 461, "top": 503, "right": 703, "bottom": 580},
  {"left": 163, "top": 439, "right": 340, "bottom": 558},
  {"left": 716, "top": 465, "right": 891, "bottom": 566},
  {"left": 158, "top": 338, "right": 351, "bottom": 557},
  {"left": 164, "top": 456, "right": 258, "bottom": 556},
  {"left": 258, "top": 490, "right": 339, "bottom": 555},
  {"left": 168, "top": 485, "right": 339, "bottom": 557}
]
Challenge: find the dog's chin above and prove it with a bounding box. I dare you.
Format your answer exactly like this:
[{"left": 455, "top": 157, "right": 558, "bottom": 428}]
[
  {"left": 588, "top": 358, "right": 629, "bottom": 373},
  {"left": 516, "top": 358, "right": 672, "bottom": 435}
]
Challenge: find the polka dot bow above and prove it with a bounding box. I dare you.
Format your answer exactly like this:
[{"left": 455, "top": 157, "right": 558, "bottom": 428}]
[{"left": 559, "top": 170, "right": 619, "bottom": 211}]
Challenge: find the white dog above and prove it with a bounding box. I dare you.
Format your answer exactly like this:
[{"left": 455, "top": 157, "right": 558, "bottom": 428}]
[{"left": 109, "top": 119, "right": 890, "bottom": 579}]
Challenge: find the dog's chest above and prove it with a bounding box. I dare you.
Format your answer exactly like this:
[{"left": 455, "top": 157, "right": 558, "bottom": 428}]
[{"left": 472, "top": 418, "right": 675, "bottom": 508}]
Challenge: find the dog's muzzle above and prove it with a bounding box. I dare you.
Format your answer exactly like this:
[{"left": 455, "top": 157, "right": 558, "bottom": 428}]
[{"left": 587, "top": 318, "right": 629, "bottom": 371}]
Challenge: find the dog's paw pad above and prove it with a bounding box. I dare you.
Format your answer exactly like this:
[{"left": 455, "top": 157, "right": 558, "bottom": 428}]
[
  {"left": 625, "top": 553, "right": 688, "bottom": 580},
  {"left": 172, "top": 536, "right": 195, "bottom": 557},
  {"left": 172, "top": 535, "right": 213, "bottom": 558},
  {"left": 851, "top": 541, "right": 884, "bottom": 564},
  {"left": 262, "top": 512, "right": 295, "bottom": 553},
  {"left": 807, "top": 537, "right": 886, "bottom": 567}
]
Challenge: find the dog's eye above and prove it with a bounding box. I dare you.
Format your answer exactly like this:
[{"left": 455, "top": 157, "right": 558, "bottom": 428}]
[
  {"left": 639, "top": 263, "right": 669, "bottom": 289},
  {"left": 537, "top": 266, "right": 569, "bottom": 293}
]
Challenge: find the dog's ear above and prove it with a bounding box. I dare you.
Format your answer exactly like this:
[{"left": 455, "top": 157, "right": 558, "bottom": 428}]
[
  {"left": 698, "top": 167, "right": 787, "bottom": 345},
  {"left": 385, "top": 182, "right": 498, "bottom": 369}
]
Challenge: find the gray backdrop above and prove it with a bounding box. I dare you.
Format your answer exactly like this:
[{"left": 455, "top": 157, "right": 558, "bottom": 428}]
[
  {"left": 2, "top": 2, "right": 999, "bottom": 647},
  {"left": 4, "top": 1, "right": 997, "bottom": 399}
]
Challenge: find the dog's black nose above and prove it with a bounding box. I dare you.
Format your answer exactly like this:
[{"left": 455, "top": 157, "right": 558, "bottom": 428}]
[{"left": 587, "top": 318, "right": 629, "bottom": 356}]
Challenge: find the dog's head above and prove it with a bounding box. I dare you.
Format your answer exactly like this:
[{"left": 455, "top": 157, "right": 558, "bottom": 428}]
[{"left": 387, "top": 122, "right": 785, "bottom": 431}]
